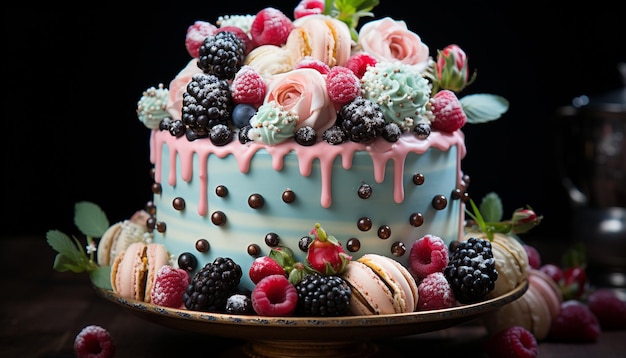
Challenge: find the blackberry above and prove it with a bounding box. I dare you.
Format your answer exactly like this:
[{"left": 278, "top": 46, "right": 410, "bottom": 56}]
[
  {"left": 197, "top": 31, "right": 245, "bottom": 80},
  {"left": 168, "top": 119, "right": 186, "bottom": 138},
  {"left": 238, "top": 124, "right": 252, "bottom": 144},
  {"left": 322, "top": 125, "right": 347, "bottom": 145},
  {"left": 413, "top": 121, "right": 431, "bottom": 139},
  {"left": 294, "top": 126, "right": 317, "bottom": 146},
  {"left": 382, "top": 122, "right": 402, "bottom": 142},
  {"left": 181, "top": 73, "right": 233, "bottom": 140},
  {"left": 209, "top": 123, "right": 233, "bottom": 146},
  {"left": 158, "top": 116, "right": 173, "bottom": 131},
  {"left": 444, "top": 237, "right": 498, "bottom": 304},
  {"left": 295, "top": 273, "right": 351, "bottom": 316},
  {"left": 337, "top": 96, "right": 385, "bottom": 143},
  {"left": 183, "top": 257, "right": 242, "bottom": 312},
  {"left": 225, "top": 293, "right": 253, "bottom": 315}
]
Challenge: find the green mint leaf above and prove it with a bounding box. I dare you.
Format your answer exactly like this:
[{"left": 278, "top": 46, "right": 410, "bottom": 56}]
[
  {"left": 460, "top": 93, "right": 509, "bottom": 124},
  {"left": 74, "top": 201, "right": 110, "bottom": 238},
  {"left": 52, "top": 254, "right": 88, "bottom": 273},
  {"left": 46, "top": 230, "right": 87, "bottom": 265},
  {"left": 479, "top": 192, "right": 504, "bottom": 222},
  {"left": 90, "top": 266, "right": 113, "bottom": 290}
]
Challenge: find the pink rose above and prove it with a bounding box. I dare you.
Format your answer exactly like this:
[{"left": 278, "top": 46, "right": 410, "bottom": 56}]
[
  {"left": 357, "top": 17, "right": 430, "bottom": 70},
  {"left": 264, "top": 68, "right": 336, "bottom": 136}
]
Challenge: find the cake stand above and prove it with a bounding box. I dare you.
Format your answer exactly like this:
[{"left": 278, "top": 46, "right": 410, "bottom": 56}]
[{"left": 96, "top": 280, "right": 526, "bottom": 357}]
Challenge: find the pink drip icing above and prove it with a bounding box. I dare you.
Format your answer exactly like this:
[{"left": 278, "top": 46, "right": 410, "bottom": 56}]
[{"left": 150, "top": 130, "right": 467, "bottom": 216}]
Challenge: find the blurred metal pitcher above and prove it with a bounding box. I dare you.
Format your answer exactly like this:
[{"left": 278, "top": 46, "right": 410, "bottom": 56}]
[{"left": 556, "top": 67, "right": 626, "bottom": 289}]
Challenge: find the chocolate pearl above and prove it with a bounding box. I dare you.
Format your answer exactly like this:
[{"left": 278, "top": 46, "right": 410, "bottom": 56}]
[
  {"left": 346, "top": 238, "right": 361, "bottom": 252},
  {"left": 151, "top": 182, "right": 162, "bottom": 194},
  {"left": 145, "top": 201, "right": 157, "bottom": 216},
  {"left": 248, "top": 193, "right": 264, "bottom": 209},
  {"left": 432, "top": 195, "right": 448, "bottom": 210},
  {"left": 282, "top": 189, "right": 296, "bottom": 203},
  {"left": 298, "top": 236, "right": 312, "bottom": 252},
  {"left": 146, "top": 217, "right": 156, "bottom": 232},
  {"left": 451, "top": 188, "right": 463, "bottom": 200},
  {"left": 211, "top": 211, "right": 226, "bottom": 225},
  {"left": 391, "top": 242, "right": 406, "bottom": 257},
  {"left": 377, "top": 225, "right": 391, "bottom": 239},
  {"left": 357, "top": 217, "right": 372, "bottom": 231},
  {"left": 195, "top": 239, "right": 210, "bottom": 252},
  {"left": 156, "top": 221, "right": 167, "bottom": 233},
  {"left": 409, "top": 212, "right": 424, "bottom": 227},
  {"left": 264, "top": 232, "right": 280, "bottom": 247},
  {"left": 215, "top": 185, "right": 228, "bottom": 197},
  {"left": 358, "top": 183, "right": 372, "bottom": 199},
  {"left": 178, "top": 252, "right": 197, "bottom": 272},
  {"left": 247, "top": 244, "right": 261, "bottom": 256},
  {"left": 412, "top": 173, "right": 425, "bottom": 185},
  {"left": 172, "top": 197, "right": 185, "bottom": 210}
]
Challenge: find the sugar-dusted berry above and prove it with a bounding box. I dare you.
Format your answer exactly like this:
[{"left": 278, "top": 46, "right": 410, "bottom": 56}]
[
  {"left": 74, "top": 325, "right": 116, "bottom": 358},
  {"left": 151, "top": 265, "right": 190, "bottom": 308},
  {"left": 409, "top": 234, "right": 449, "bottom": 280}
]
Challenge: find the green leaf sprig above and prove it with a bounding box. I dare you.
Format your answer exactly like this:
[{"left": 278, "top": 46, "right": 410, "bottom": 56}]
[
  {"left": 46, "top": 201, "right": 112, "bottom": 289},
  {"left": 465, "top": 192, "right": 541, "bottom": 241},
  {"left": 324, "top": 0, "right": 379, "bottom": 41}
]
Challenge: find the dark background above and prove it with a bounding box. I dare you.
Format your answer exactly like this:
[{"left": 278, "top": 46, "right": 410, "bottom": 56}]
[{"left": 2, "top": 1, "right": 625, "bottom": 239}]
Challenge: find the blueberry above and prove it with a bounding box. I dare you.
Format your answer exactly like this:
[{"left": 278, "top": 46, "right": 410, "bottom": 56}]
[{"left": 232, "top": 103, "right": 257, "bottom": 128}]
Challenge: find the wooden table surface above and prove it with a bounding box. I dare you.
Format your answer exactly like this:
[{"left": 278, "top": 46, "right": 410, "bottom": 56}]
[{"left": 2, "top": 235, "right": 625, "bottom": 358}]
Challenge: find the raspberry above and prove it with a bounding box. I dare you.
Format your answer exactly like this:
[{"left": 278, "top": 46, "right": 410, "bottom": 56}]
[
  {"left": 251, "top": 274, "right": 298, "bottom": 316},
  {"left": 250, "top": 7, "right": 294, "bottom": 47},
  {"left": 231, "top": 66, "right": 266, "bottom": 107},
  {"left": 416, "top": 272, "right": 456, "bottom": 310},
  {"left": 523, "top": 244, "right": 541, "bottom": 269},
  {"left": 151, "top": 265, "right": 190, "bottom": 308},
  {"left": 408, "top": 234, "right": 449, "bottom": 280},
  {"left": 483, "top": 326, "right": 538, "bottom": 358},
  {"left": 549, "top": 300, "right": 600, "bottom": 342},
  {"left": 249, "top": 256, "right": 286, "bottom": 284},
  {"left": 294, "top": 0, "right": 325, "bottom": 19},
  {"left": 344, "top": 52, "right": 377, "bottom": 78},
  {"left": 430, "top": 90, "right": 467, "bottom": 133},
  {"left": 185, "top": 21, "right": 217, "bottom": 58},
  {"left": 587, "top": 288, "right": 626, "bottom": 330},
  {"left": 74, "top": 325, "right": 116, "bottom": 358},
  {"left": 326, "top": 66, "right": 361, "bottom": 106},
  {"left": 217, "top": 25, "right": 253, "bottom": 55},
  {"left": 295, "top": 56, "right": 331, "bottom": 74}
]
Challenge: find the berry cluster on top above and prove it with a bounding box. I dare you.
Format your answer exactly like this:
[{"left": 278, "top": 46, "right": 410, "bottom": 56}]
[{"left": 136, "top": 0, "right": 508, "bottom": 147}]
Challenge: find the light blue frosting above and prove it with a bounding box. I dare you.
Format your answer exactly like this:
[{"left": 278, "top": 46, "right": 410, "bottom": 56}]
[{"left": 248, "top": 101, "right": 299, "bottom": 145}]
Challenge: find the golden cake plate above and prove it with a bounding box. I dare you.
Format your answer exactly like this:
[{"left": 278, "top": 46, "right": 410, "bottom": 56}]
[{"left": 95, "top": 280, "right": 527, "bottom": 357}]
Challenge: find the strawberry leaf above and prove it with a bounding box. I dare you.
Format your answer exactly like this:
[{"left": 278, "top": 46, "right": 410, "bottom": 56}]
[{"left": 460, "top": 93, "right": 509, "bottom": 124}]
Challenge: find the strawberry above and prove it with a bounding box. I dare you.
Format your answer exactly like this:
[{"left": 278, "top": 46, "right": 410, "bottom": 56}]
[
  {"left": 305, "top": 223, "right": 352, "bottom": 275},
  {"left": 249, "top": 256, "right": 286, "bottom": 284},
  {"left": 587, "top": 288, "right": 626, "bottom": 330},
  {"left": 548, "top": 300, "right": 600, "bottom": 342},
  {"left": 483, "top": 326, "right": 538, "bottom": 358},
  {"left": 560, "top": 266, "right": 588, "bottom": 300},
  {"left": 430, "top": 90, "right": 467, "bottom": 133}
]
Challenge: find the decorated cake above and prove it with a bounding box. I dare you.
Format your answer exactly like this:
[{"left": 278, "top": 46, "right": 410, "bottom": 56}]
[
  {"left": 132, "top": 0, "right": 509, "bottom": 293},
  {"left": 49, "top": 0, "right": 519, "bottom": 317}
]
